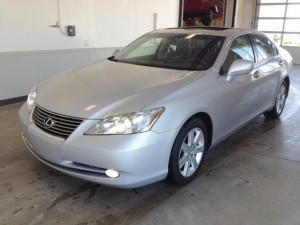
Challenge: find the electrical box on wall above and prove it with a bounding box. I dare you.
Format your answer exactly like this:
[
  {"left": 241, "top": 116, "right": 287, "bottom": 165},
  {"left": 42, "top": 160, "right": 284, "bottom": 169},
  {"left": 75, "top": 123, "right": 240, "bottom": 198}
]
[{"left": 67, "top": 25, "right": 76, "bottom": 36}]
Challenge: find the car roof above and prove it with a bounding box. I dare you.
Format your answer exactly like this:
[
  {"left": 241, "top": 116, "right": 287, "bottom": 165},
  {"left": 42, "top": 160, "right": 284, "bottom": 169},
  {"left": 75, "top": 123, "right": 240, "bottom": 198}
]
[{"left": 153, "top": 27, "right": 259, "bottom": 38}]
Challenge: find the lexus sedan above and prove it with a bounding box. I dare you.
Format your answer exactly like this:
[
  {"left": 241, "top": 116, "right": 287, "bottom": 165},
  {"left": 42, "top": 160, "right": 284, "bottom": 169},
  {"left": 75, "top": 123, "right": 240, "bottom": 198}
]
[{"left": 19, "top": 27, "right": 292, "bottom": 188}]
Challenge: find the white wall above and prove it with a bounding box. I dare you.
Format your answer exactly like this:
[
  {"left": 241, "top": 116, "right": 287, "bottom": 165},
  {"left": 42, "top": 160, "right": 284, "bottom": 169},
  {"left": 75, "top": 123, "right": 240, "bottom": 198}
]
[
  {"left": 235, "top": 0, "right": 255, "bottom": 29},
  {"left": 0, "top": 0, "right": 179, "bottom": 101},
  {"left": 92, "top": 1, "right": 179, "bottom": 48},
  {"left": 0, "top": 48, "right": 115, "bottom": 101},
  {"left": 0, "top": 0, "right": 179, "bottom": 52},
  {"left": 224, "top": 0, "right": 234, "bottom": 28}
]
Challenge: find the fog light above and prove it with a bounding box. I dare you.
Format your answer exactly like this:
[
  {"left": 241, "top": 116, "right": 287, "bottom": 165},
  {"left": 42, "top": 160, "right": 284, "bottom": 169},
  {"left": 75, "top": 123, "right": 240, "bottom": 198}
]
[{"left": 105, "top": 169, "right": 119, "bottom": 178}]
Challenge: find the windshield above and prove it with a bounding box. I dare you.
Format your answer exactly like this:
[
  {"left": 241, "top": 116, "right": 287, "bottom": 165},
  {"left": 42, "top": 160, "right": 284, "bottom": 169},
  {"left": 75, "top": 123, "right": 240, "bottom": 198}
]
[{"left": 111, "top": 33, "right": 225, "bottom": 71}]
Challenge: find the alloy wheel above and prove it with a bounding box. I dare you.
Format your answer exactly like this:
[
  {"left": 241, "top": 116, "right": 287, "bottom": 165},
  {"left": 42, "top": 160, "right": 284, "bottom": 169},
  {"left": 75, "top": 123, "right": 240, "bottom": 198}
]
[
  {"left": 178, "top": 127, "right": 205, "bottom": 177},
  {"left": 276, "top": 83, "right": 287, "bottom": 114}
]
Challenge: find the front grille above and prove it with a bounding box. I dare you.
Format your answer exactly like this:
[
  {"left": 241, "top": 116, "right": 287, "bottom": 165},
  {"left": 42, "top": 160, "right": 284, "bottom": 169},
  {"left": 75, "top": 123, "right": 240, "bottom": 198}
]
[{"left": 33, "top": 105, "right": 83, "bottom": 139}]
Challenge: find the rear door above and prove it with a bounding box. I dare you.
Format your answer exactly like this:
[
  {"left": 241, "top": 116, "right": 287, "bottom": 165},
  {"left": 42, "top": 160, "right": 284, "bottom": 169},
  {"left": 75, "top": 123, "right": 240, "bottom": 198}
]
[{"left": 249, "top": 34, "right": 283, "bottom": 113}]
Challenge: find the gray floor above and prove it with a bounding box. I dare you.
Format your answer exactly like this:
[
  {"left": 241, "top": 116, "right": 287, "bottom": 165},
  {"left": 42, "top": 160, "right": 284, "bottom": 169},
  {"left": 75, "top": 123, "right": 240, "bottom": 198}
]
[{"left": 1, "top": 66, "right": 300, "bottom": 225}]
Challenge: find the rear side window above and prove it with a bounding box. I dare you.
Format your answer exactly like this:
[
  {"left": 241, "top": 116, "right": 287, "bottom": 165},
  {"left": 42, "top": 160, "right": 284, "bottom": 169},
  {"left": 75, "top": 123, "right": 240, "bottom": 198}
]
[
  {"left": 250, "top": 34, "right": 274, "bottom": 62},
  {"left": 221, "top": 34, "right": 254, "bottom": 74}
]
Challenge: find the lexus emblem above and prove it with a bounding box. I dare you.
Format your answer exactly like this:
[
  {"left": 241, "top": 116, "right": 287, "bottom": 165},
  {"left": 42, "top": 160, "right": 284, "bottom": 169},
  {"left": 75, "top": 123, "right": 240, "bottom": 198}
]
[{"left": 44, "top": 118, "right": 55, "bottom": 128}]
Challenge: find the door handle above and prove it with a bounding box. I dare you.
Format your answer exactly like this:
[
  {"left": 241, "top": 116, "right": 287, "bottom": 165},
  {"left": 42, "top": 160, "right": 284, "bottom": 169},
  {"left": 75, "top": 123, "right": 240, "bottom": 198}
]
[
  {"left": 279, "top": 60, "right": 284, "bottom": 67},
  {"left": 253, "top": 70, "right": 261, "bottom": 79}
]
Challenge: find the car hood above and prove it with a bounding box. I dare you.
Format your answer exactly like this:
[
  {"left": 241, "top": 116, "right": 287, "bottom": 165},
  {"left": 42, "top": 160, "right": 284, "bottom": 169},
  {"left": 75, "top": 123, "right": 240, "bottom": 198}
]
[{"left": 36, "top": 60, "right": 205, "bottom": 119}]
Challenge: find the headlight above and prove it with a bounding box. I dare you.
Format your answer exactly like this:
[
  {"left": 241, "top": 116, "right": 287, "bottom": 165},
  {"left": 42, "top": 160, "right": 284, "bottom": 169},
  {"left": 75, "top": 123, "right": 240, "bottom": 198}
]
[
  {"left": 85, "top": 107, "right": 165, "bottom": 135},
  {"left": 27, "top": 84, "right": 38, "bottom": 113}
]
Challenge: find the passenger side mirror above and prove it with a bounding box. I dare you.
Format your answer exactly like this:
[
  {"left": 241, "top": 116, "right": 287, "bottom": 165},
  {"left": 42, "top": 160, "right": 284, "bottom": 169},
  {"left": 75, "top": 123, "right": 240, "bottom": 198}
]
[
  {"left": 112, "top": 49, "right": 120, "bottom": 56},
  {"left": 226, "top": 59, "right": 254, "bottom": 82}
]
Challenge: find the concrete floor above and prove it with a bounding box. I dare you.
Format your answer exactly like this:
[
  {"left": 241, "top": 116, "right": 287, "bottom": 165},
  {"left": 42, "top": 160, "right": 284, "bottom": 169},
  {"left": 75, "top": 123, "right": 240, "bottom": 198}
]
[{"left": 1, "top": 66, "right": 300, "bottom": 225}]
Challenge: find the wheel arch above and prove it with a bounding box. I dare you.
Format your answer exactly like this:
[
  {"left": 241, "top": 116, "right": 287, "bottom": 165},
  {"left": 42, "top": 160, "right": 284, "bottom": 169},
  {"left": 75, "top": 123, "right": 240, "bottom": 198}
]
[
  {"left": 167, "top": 111, "right": 214, "bottom": 185},
  {"left": 186, "top": 112, "right": 213, "bottom": 150}
]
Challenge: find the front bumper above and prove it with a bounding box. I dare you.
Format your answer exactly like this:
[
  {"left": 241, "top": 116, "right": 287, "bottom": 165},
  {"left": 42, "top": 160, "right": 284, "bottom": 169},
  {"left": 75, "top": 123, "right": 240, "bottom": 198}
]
[{"left": 18, "top": 104, "right": 177, "bottom": 188}]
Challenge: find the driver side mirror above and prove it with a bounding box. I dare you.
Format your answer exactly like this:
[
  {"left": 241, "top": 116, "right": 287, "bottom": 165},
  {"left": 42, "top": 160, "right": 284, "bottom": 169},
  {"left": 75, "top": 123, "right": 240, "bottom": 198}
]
[{"left": 226, "top": 59, "right": 254, "bottom": 82}]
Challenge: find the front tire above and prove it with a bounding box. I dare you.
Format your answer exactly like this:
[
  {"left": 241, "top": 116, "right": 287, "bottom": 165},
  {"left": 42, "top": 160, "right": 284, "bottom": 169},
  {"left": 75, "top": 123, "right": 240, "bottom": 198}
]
[
  {"left": 264, "top": 80, "right": 288, "bottom": 119},
  {"left": 168, "top": 118, "right": 207, "bottom": 186}
]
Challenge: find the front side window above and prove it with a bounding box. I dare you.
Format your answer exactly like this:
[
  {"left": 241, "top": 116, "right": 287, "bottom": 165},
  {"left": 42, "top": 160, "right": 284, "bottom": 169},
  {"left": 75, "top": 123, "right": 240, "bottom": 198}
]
[
  {"left": 250, "top": 35, "right": 274, "bottom": 62},
  {"left": 112, "top": 33, "right": 225, "bottom": 71},
  {"left": 221, "top": 34, "right": 255, "bottom": 74}
]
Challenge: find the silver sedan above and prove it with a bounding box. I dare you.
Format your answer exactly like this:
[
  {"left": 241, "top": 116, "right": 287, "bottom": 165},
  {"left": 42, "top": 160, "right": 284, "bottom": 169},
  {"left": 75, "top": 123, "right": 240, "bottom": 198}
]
[{"left": 19, "top": 28, "right": 293, "bottom": 188}]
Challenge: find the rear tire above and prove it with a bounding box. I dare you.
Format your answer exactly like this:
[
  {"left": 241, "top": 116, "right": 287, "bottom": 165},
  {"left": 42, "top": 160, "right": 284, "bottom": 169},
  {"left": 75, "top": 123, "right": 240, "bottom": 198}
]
[
  {"left": 264, "top": 80, "right": 288, "bottom": 119},
  {"left": 168, "top": 118, "right": 207, "bottom": 186}
]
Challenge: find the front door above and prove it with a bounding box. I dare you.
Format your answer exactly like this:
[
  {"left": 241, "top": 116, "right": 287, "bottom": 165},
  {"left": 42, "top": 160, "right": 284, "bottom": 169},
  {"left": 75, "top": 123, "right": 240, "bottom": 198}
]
[{"left": 216, "top": 34, "right": 261, "bottom": 140}]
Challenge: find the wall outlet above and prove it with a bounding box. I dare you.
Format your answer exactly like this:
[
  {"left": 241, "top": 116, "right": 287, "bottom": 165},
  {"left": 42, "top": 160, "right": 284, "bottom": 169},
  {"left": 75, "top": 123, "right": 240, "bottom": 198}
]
[{"left": 84, "top": 40, "right": 88, "bottom": 46}]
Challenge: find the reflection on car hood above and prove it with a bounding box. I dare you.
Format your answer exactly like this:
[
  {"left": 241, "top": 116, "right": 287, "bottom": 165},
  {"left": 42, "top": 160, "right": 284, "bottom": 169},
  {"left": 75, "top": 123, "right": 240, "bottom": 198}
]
[{"left": 36, "top": 60, "right": 205, "bottom": 119}]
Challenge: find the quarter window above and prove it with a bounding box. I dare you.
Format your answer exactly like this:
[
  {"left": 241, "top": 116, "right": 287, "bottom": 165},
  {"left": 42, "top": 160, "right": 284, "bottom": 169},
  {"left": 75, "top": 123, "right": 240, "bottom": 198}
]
[{"left": 221, "top": 35, "right": 255, "bottom": 74}]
